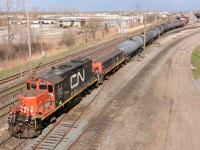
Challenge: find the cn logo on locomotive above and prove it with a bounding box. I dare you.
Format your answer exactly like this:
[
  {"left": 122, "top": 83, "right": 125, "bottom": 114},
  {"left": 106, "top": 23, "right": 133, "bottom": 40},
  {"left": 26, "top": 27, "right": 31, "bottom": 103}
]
[{"left": 70, "top": 69, "right": 85, "bottom": 89}]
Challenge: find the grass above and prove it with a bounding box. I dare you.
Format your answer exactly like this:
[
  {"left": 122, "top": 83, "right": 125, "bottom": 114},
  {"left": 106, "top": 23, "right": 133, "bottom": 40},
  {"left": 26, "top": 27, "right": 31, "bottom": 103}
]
[
  {"left": 0, "top": 32, "right": 120, "bottom": 75},
  {"left": 0, "top": 31, "right": 124, "bottom": 79},
  {"left": 0, "top": 44, "right": 85, "bottom": 78},
  {"left": 191, "top": 45, "right": 200, "bottom": 79},
  {"left": 0, "top": 22, "right": 158, "bottom": 79}
]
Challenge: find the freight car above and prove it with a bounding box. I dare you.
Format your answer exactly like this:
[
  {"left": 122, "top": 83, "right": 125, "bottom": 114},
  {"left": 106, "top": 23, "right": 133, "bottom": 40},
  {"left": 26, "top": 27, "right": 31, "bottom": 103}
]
[
  {"left": 8, "top": 17, "right": 189, "bottom": 138},
  {"left": 115, "top": 17, "right": 189, "bottom": 57},
  {"left": 92, "top": 50, "right": 126, "bottom": 84},
  {"left": 195, "top": 13, "right": 200, "bottom": 19},
  {"left": 115, "top": 36, "right": 143, "bottom": 58}
]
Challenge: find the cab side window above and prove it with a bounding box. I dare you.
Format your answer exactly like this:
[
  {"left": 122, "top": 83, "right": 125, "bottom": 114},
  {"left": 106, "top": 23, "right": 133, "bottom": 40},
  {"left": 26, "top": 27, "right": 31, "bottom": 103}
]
[
  {"left": 31, "top": 81, "right": 36, "bottom": 89},
  {"left": 27, "top": 83, "right": 30, "bottom": 90},
  {"left": 48, "top": 85, "right": 53, "bottom": 93}
]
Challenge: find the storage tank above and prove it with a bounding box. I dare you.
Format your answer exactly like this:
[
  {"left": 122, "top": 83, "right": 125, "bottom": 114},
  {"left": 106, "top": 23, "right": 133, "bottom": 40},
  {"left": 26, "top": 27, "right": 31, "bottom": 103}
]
[{"left": 116, "top": 36, "right": 144, "bottom": 57}]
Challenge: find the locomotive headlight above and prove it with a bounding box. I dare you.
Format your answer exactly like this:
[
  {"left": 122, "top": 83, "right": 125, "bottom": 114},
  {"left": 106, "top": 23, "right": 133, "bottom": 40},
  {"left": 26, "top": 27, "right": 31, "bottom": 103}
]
[{"left": 25, "top": 116, "right": 30, "bottom": 122}]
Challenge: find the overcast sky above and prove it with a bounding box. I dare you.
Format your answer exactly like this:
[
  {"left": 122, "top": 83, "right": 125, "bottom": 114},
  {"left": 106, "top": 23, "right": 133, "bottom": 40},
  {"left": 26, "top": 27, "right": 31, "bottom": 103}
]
[{"left": 29, "top": 0, "right": 199, "bottom": 12}]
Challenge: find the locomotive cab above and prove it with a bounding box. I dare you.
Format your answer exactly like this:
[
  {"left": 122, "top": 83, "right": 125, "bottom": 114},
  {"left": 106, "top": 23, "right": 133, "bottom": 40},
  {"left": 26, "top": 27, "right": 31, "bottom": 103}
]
[{"left": 8, "top": 78, "right": 56, "bottom": 138}]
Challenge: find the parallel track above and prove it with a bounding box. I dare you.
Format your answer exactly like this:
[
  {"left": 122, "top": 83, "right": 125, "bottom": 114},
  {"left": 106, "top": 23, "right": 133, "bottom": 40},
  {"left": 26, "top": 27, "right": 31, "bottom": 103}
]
[
  {"left": 66, "top": 28, "right": 200, "bottom": 150},
  {"left": 0, "top": 23, "right": 199, "bottom": 122},
  {"left": 0, "top": 28, "right": 146, "bottom": 86},
  {"left": 16, "top": 25, "right": 200, "bottom": 150},
  {"left": 0, "top": 136, "right": 27, "bottom": 150},
  {"left": 0, "top": 28, "right": 146, "bottom": 98},
  {"left": 24, "top": 82, "right": 107, "bottom": 150},
  {"left": 0, "top": 24, "right": 159, "bottom": 118}
]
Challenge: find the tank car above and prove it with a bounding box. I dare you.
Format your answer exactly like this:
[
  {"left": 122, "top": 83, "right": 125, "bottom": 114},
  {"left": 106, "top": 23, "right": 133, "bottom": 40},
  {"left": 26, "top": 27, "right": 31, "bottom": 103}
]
[{"left": 115, "top": 36, "right": 143, "bottom": 58}]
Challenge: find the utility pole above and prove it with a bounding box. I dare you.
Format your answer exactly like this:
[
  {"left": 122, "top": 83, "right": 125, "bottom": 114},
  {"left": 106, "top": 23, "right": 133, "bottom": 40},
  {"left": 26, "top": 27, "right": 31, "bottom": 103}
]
[
  {"left": 119, "top": 0, "right": 123, "bottom": 33},
  {"left": 25, "top": 0, "right": 32, "bottom": 73},
  {"left": 40, "top": 17, "right": 43, "bottom": 54}
]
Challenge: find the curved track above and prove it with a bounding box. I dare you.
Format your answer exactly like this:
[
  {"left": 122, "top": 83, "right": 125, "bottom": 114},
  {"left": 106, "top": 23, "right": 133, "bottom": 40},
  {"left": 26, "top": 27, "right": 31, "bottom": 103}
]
[
  {"left": 24, "top": 82, "right": 108, "bottom": 149},
  {"left": 67, "top": 28, "right": 200, "bottom": 150},
  {"left": 15, "top": 25, "right": 200, "bottom": 150}
]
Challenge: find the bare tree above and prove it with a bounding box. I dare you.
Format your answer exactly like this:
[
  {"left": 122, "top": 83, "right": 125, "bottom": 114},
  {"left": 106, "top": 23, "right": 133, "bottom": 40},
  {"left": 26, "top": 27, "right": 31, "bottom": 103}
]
[
  {"left": 86, "top": 18, "right": 103, "bottom": 40},
  {"left": 62, "top": 30, "right": 75, "bottom": 46},
  {"left": 0, "top": 0, "right": 25, "bottom": 59},
  {"left": 104, "top": 23, "right": 110, "bottom": 34}
]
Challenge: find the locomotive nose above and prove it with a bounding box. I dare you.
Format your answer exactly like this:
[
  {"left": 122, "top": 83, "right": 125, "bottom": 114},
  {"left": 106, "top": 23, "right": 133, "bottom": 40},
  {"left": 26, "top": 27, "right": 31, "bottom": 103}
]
[{"left": 14, "top": 126, "right": 23, "bottom": 133}]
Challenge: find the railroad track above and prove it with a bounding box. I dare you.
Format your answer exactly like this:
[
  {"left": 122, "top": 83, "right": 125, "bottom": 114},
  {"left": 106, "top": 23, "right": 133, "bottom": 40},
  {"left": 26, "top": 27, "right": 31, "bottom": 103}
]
[
  {"left": 0, "top": 27, "right": 146, "bottom": 97},
  {"left": 24, "top": 82, "right": 107, "bottom": 149},
  {"left": 0, "top": 22, "right": 200, "bottom": 122},
  {"left": 14, "top": 26, "right": 200, "bottom": 150},
  {"left": 0, "top": 41, "right": 122, "bottom": 118},
  {"left": 0, "top": 28, "right": 144, "bottom": 86},
  {"left": 0, "top": 22, "right": 198, "bottom": 98},
  {"left": 0, "top": 135, "right": 28, "bottom": 150},
  {"left": 0, "top": 23, "right": 158, "bottom": 117},
  {"left": 1, "top": 21, "right": 199, "bottom": 93},
  {"left": 61, "top": 28, "right": 200, "bottom": 150},
  {"left": 0, "top": 22, "right": 196, "bottom": 142}
]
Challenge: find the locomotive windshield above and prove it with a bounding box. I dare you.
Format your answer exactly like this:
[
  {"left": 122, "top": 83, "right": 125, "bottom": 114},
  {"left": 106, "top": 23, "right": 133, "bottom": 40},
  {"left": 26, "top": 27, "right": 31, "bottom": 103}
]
[
  {"left": 39, "top": 81, "right": 47, "bottom": 90},
  {"left": 31, "top": 80, "right": 36, "bottom": 89}
]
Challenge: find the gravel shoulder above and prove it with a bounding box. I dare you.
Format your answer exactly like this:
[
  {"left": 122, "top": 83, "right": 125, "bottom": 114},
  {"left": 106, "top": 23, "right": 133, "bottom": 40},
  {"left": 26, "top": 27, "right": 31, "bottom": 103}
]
[
  {"left": 94, "top": 30, "right": 200, "bottom": 150},
  {"left": 21, "top": 27, "right": 200, "bottom": 150},
  {"left": 1, "top": 23, "right": 200, "bottom": 150}
]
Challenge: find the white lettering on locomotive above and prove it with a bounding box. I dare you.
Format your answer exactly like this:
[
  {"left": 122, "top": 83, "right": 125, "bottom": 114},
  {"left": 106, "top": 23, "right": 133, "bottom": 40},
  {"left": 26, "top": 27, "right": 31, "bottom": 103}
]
[{"left": 71, "top": 69, "right": 85, "bottom": 89}]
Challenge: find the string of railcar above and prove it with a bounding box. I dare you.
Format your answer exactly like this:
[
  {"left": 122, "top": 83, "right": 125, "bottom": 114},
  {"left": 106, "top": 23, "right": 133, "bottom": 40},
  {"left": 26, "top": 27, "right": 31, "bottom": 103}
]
[{"left": 7, "top": 16, "right": 189, "bottom": 138}]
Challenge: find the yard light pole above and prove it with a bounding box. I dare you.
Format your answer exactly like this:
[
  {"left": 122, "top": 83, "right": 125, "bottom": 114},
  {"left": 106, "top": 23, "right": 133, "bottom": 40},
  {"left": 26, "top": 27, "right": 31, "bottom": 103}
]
[
  {"left": 40, "top": 16, "right": 44, "bottom": 57},
  {"left": 25, "top": 0, "right": 32, "bottom": 73},
  {"left": 119, "top": 0, "right": 123, "bottom": 33}
]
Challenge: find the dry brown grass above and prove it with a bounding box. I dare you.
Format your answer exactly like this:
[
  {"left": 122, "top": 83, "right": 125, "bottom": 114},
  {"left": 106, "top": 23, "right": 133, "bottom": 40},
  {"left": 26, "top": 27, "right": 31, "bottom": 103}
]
[{"left": 0, "top": 24, "right": 144, "bottom": 72}]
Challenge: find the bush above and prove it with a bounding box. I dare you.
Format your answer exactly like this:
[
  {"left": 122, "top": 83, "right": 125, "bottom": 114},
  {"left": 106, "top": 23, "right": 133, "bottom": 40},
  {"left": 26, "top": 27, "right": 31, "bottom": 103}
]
[
  {"left": 61, "top": 31, "right": 75, "bottom": 46},
  {"left": 0, "top": 42, "right": 53, "bottom": 61}
]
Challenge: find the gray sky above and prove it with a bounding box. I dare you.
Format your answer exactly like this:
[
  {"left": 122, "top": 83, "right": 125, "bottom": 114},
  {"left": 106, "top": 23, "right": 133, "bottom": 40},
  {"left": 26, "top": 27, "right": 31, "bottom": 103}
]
[{"left": 29, "top": 0, "right": 199, "bottom": 12}]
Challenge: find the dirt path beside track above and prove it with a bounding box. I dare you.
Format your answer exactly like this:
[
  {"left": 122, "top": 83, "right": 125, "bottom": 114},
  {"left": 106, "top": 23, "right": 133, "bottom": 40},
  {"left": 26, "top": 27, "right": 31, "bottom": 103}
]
[{"left": 95, "top": 31, "right": 200, "bottom": 150}]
